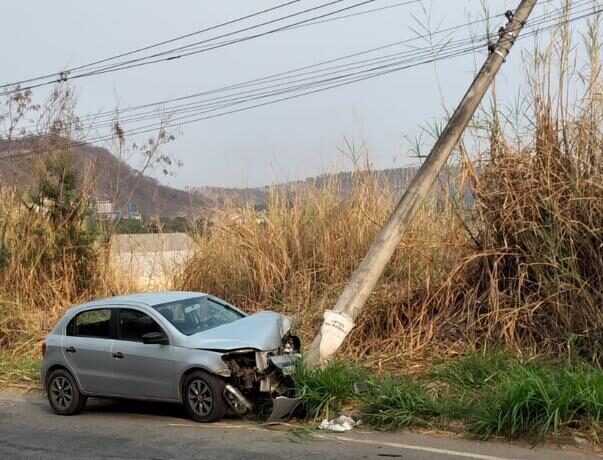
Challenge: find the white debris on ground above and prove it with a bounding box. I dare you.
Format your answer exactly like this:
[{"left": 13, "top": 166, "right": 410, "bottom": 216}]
[{"left": 318, "top": 415, "right": 360, "bottom": 432}]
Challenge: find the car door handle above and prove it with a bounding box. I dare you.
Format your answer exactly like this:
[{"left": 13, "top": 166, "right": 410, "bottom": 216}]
[
  {"left": 65, "top": 346, "right": 76, "bottom": 354},
  {"left": 112, "top": 352, "right": 124, "bottom": 359}
]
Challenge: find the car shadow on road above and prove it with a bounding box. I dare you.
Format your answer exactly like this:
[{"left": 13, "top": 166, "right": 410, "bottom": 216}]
[
  {"left": 35, "top": 396, "right": 252, "bottom": 423},
  {"left": 80, "top": 398, "right": 191, "bottom": 421}
]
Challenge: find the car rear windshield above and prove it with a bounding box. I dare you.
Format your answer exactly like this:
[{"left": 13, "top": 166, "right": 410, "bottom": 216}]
[{"left": 153, "top": 296, "right": 244, "bottom": 336}]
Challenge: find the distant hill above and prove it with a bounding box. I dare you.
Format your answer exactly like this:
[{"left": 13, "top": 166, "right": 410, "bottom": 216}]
[
  {"left": 0, "top": 138, "right": 203, "bottom": 218},
  {"left": 0, "top": 138, "right": 421, "bottom": 217},
  {"left": 187, "top": 167, "right": 420, "bottom": 209}
]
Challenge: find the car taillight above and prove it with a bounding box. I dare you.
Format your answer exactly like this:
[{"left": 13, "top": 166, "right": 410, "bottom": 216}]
[{"left": 41, "top": 342, "right": 47, "bottom": 357}]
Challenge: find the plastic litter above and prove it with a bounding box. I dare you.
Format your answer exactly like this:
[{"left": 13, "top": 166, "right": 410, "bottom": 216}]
[{"left": 318, "top": 415, "right": 359, "bottom": 432}]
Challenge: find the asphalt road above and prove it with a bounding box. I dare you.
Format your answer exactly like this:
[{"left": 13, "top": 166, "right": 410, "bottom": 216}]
[{"left": 0, "top": 392, "right": 599, "bottom": 460}]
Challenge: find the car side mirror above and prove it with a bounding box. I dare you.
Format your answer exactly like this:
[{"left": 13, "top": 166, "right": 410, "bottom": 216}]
[{"left": 142, "top": 332, "right": 169, "bottom": 345}]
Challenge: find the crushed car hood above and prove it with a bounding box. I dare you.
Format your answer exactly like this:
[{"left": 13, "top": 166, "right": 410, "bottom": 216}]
[{"left": 183, "top": 311, "right": 293, "bottom": 351}]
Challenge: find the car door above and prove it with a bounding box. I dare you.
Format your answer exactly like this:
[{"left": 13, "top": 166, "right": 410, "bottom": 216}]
[
  {"left": 110, "top": 308, "right": 176, "bottom": 400},
  {"left": 62, "top": 308, "right": 114, "bottom": 394}
]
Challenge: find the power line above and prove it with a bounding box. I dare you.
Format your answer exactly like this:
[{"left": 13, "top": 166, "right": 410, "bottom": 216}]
[
  {"left": 1, "top": 1, "right": 305, "bottom": 90},
  {"left": 59, "top": 0, "right": 597, "bottom": 131},
  {"left": 65, "top": 0, "right": 379, "bottom": 78},
  {"left": 4, "top": 40, "right": 486, "bottom": 159},
  {"left": 3, "top": 1, "right": 600, "bottom": 159},
  {"left": 245, "top": 0, "right": 419, "bottom": 31},
  {"left": 90, "top": 37, "right": 482, "bottom": 129},
  {"left": 164, "top": 4, "right": 599, "bottom": 127},
  {"left": 8, "top": 1, "right": 594, "bottom": 152},
  {"left": 1, "top": 0, "right": 397, "bottom": 96},
  {"left": 74, "top": 11, "right": 503, "bottom": 125},
  {"left": 13, "top": 1, "right": 597, "bottom": 141},
  {"left": 63, "top": 0, "right": 584, "bottom": 127},
  {"left": 85, "top": 1, "right": 421, "bottom": 66},
  {"left": 28, "top": 23, "right": 494, "bottom": 138}
]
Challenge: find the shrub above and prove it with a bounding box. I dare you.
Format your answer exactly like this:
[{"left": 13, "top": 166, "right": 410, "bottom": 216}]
[
  {"left": 470, "top": 365, "right": 603, "bottom": 439},
  {"left": 292, "top": 359, "right": 367, "bottom": 420}
]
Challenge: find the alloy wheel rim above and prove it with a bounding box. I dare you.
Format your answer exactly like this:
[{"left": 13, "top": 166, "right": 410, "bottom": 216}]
[
  {"left": 188, "top": 379, "right": 213, "bottom": 416},
  {"left": 50, "top": 376, "right": 73, "bottom": 410}
]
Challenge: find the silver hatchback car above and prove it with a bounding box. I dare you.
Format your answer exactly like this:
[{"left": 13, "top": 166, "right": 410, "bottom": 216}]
[{"left": 41, "top": 291, "right": 300, "bottom": 422}]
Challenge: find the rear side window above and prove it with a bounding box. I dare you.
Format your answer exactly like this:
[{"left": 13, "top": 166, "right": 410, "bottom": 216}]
[
  {"left": 68, "top": 309, "right": 111, "bottom": 338},
  {"left": 118, "top": 309, "right": 164, "bottom": 342}
]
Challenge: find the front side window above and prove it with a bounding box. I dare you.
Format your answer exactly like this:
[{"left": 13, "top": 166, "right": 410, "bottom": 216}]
[
  {"left": 118, "top": 309, "right": 164, "bottom": 342},
  {"left": 69, "top": 309, "right": 111, "bottom": 338},
  {"left": 154, "top": 296, "right": 244, "bottom": 336}
]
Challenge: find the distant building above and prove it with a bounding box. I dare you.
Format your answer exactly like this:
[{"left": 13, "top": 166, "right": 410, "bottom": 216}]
[
  {"left": 126, "top": 201, "right": 142, "bottom": 220},
  {"left": 95, "top": 199, "right": 121, "bottom": 221},
  {"left": 96, "top": 200, "right": 113, "bottom": 215},
  {"left": 94, "top": 199, "right": 143, "bottom": 221}
]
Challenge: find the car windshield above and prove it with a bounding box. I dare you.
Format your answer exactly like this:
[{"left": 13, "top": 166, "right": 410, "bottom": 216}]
[{"left": 153, "top": 296, "right": 245, "bottom": 336}]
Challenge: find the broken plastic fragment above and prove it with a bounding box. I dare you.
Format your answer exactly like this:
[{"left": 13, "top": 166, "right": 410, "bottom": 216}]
[{"left": 266, "top": 396, "right": 302, "bottom": 423}]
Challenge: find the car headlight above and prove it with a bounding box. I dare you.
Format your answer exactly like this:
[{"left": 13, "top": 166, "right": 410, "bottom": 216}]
[{"left": 214, "top": 367, "right": 232, "bottom": 377}]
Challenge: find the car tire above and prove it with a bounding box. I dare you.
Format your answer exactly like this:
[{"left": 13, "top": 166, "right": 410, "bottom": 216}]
[
  {"left": 46, "top": 368, "right": 87, "bottom": 415},
  {"left": 182, "top": 370, "right": 227, "bottom": 423}
]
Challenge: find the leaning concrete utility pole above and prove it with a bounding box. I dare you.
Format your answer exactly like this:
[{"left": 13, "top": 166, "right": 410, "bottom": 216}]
[{"left": 305, "top": 0, "right": 538, "bottom": 368}]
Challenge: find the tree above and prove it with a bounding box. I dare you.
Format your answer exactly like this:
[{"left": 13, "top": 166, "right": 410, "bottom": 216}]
[
  {"left": 31, "top": 151, "right": 98, "bottom": 292},
  {"left": 161, "top": 216, "right": 192, "bottom": 233},
  {"left": 115, "top": 218, "right": 148, "bottom": 234}
]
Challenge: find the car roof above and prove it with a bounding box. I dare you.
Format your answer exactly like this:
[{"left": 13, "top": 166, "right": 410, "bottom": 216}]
[{"left": 75, "top": 291, "right": 207, "bottom": 310}]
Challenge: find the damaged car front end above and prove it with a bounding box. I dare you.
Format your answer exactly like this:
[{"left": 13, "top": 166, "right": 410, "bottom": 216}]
[
  {"left": 148, "top": 295, "right": 303, "bottom": 421},
  {"left": 185, "top": 311, "right": 302, "bottom": 419}
]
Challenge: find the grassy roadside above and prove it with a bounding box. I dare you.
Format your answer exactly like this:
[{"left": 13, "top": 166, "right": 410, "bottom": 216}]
[
  {"left": 2, "top": 348, "right": 601, "bottom": 444},
  {"left": 0, "top": 352, "right": 41, "bottom": 392},
  {"left": 293, "top": 352, "right": 603, "bottom": 444}
]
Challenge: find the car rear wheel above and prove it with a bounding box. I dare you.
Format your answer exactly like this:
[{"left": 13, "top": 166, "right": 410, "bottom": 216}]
[
  {"left": 182, "top": 370, "right": 227, "bottom": 423},
  {"left": 46, "top": 368, "right": 87, "bottom": 415}
]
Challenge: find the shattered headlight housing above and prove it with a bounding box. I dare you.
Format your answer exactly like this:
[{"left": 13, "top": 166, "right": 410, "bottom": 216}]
[
  {"left": 278, "top": 314, "right": 294, "bottom": 338},
  {"left": 269, "top": 354, "right": 300, "bottom": 376}
]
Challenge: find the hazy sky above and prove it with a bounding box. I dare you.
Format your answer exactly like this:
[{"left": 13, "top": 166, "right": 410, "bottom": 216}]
[{"left": 2, "top": 0, "right": 571, "bottom": 188}]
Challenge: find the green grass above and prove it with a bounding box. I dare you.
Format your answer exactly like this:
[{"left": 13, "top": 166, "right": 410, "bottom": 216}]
[
  {"left": 294, "top": 352, "right": 603, "bottom": 442},
  {"left": 429, "top": 351, "right": 521, "bottom": 391},
  {"left": 469, "top": 365, "right": 603, "bottom": 439},
  {"left": 360, "top": 377, "right": 443, "bottom": 429},
  {"left": 292, "top": 359, "right": 367, "bottom": 420},
  {"left": 0, "top": 351, "right": 41, "bottom": 390}
]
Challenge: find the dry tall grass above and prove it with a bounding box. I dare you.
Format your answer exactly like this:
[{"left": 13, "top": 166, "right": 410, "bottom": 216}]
[
  {"left": 0, "top": 88, "right": 133, "bottom": 359},
  {"left": 177, "top": 171, "right": 474, "bottom": 359},
  {"left": 0, "top": 87, "right": 163, "bottom": 362},
  {"left": 0, "top": 169, "right": 128, "bottom": 358},
  {"left": 178, "top": 17, "right": 603, "bottom": 364},
  {"left": 438, "top": 87, "right": 603, "bottom": 361}
]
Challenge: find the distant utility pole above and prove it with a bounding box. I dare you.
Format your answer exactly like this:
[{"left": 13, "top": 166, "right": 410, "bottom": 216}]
[{"left": 305, "top": 0, "right": 538, "bottom": 368}]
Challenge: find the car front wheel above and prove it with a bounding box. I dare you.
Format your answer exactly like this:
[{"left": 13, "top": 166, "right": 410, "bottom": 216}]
[
  {"left": 182, "top": 370, "right": 227, "bottom": 423},
  {"left": 46, "top": 368, "right": 87, "bottom": 415}
]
